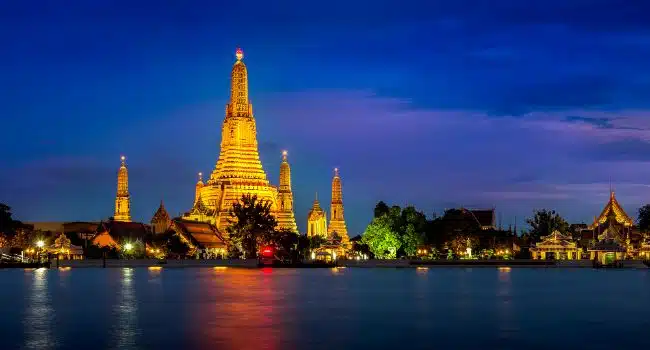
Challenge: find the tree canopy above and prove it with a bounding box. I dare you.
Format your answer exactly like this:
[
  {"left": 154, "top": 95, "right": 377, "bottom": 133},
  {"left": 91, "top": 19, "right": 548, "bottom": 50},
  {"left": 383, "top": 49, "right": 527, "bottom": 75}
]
[
  {"left": 226, "top": 194, "right": 277, "bottom": 258},
  {"left": 638, "top": 204, "right": 650, "bottom": 232},
  {"left": 361, "top": 215, "right": 401, "bottom": 259},
  {"left": 526, "top": 209, "right": 569, "bottom": 241},
  {"left": 0, "top": 203, "right": 25, "bottom": 236}
]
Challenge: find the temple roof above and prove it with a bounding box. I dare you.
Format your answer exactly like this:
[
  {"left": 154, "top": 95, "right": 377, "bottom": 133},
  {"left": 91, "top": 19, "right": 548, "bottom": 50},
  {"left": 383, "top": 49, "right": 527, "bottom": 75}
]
[
  {"left": 151, "top": 201, "right": 171, "bottom": 223},
  {"left": 308, "top": 197, "right": 326, "bottom": 220},
  {"left": 97, "top": 220, "right": 148, "bottom": 240},
  {"left": 532, "top": 230, "right": 577, "bottom": 249},
  {"left": 469, "top": 209, "right": 496, "bottom": 229},
  {"left": 171, "top": 220, "right": 225, "bottom": 249},
  {"left": 189, "top": 195, "right": 214, "bottom": 216},
  {"left": 591, "top": 191, "right": 634, "bottom": 228}
]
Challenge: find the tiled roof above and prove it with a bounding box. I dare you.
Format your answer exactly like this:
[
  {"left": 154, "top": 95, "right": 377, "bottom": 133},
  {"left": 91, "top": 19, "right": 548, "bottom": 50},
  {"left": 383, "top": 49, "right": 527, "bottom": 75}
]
[
  {"left": 171, "top": 220, "right": 225, "bottom": 249},
  {"left": 591, "top": 191, "right": 634, "bottom": 228},
  {"left": 151, "top": 201, "right": 171, "bottom": 223},
  {"left": 98, "top": 220, "right": 149, "bottom": 240},
  {"left": 469, "top": 209, "right": 495, "bottom": 228}
]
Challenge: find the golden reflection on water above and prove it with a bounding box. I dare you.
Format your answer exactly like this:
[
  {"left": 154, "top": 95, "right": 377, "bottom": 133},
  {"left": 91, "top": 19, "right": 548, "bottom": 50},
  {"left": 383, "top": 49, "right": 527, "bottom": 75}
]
[
  {"left": 24, "top": 268, "right": 54, "bottom": 350},
  {"left": 188, "top": 268, "right": 292, "bottom": 350},
  {"left": 112, "top": 268, "right": 138, "bottom": 349}
]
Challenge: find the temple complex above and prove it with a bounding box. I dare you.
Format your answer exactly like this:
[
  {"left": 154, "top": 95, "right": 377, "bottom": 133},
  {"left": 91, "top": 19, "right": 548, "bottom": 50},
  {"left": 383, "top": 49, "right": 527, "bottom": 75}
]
[
  {"left": 588, "top": 216, "right": 627, "bottom": 265},
  {"left": 150, "top": 201, "right": 171, "bottom": 234},
  {"left": 530, "top": 230, "right": 581, "bottom": 260},
  {"left": 113, "top": 156, "right": 131, "bottom": 222},
  {"left": 275, "top": 151, "right": 298, "bottom": 232},
  {"left": 327, "top": 168, "right": 349, "bottom": 245},
  {"left": 183, "top": 48, "right": 280, "bottom": 230},
  {"left": 307, "top": 193, "right": 327, "bottom": 237},
  {"left": 580, "top": 191, "right": 642, "bottom": 255}
]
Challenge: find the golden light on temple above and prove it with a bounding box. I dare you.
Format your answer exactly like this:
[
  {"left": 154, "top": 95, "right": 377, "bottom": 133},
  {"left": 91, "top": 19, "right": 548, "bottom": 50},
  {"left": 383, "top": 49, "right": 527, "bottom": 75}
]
[
  {"left": 148, "top": 266, "right": 162, "bottom": 271},
  {"left": 213, "top": 266, "right": 228, "bottom": 270},
  {"left": 183, "top": 47, "right": 298, "bottom": 231},
  {"left": 114, "top": 154, "right": 131, "bottom": 222}
]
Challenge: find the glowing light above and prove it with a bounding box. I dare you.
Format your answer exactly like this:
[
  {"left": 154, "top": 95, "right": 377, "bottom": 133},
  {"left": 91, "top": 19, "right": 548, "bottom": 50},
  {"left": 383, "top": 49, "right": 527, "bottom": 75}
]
[
  {"left": 124, "top": 243, "right": 133, "bottom": 251},
  {"left": 36, "top": 240, "right": 44, "bottom": 248},
  {"left": 311, "top": 251, "right": 316, "bottom": 260},
  {"left": 282, "top": 150, "right": 287, "bottom": 156},
  {"left": 213, "top": 266, "right": 228, "bottom": 270},
  {"left": 120, "top": 155, "right": 126, "bottom": 161},
  {"left": 499, "top": 267, "right": 511, "bottom": 272},
  {"left": 58, "top": 267, "right": 71, "bottom": 271},
  {"left": 235, "top": 48, "right": 243, "bottom": 61},
  {"left": 148, "top": 266, "right": 162, "bottom": 271},
  {"left": 416, "top": 266, "right": 429, "bottom": 270}
]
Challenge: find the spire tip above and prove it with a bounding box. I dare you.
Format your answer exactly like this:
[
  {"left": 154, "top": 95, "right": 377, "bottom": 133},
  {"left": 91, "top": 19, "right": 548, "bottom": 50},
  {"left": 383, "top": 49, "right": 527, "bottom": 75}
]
[{"left": 235, "top": 48, "right": 243, "bottom": 61}]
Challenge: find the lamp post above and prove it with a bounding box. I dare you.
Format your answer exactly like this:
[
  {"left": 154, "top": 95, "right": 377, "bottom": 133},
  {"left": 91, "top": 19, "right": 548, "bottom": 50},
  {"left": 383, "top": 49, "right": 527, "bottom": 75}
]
[{"left": 36, "top": 240, "right": 45, "bottom": 263}]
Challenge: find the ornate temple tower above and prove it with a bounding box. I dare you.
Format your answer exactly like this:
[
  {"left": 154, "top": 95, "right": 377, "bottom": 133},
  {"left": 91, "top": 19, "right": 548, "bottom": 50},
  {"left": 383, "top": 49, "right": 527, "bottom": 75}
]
[
  {"left": 194, "top": 172, "right": 204, "bottom": 204},
  {"left": 183, "top": 48, "right": 279, "bottom": 229},
  {"left": 328, "top": 168, "right": 349, "bottom": 243},
  {"left": 114, "top": 156, "right": 131, "bottom": 222},
  {"left": 307, "top": 193, "right": 327, "bottom": 237},
  {"left": 276, "top": 151, "right": 298, "bottom": 232},
  {"left": 151, "top": 200, "right": 171, "bottom": 234}
]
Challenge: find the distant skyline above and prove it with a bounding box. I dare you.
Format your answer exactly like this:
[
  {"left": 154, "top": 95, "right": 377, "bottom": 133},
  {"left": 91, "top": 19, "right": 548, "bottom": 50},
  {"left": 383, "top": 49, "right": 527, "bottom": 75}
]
[{"left": 2, "top": 1, "right": 650, "bottom": 233}]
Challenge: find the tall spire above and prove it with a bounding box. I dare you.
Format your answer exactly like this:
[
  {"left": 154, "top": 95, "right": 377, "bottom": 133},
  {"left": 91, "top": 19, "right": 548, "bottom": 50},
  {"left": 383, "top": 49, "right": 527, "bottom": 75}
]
[
  {"left": 114, "top": 155, "right": 131, "bottom": 222},
  {"left": 276, "top": 150, "right": 298, "bottom": 232},
  {"left": 195, "top": 172, "right": 204, "bottom": 204},
  {"left": 279, "top": 150, "right": 291, "bottom": 190},
  {"left": 227, "top": 47, "right": 252, "bottom": 118},
  {"left": 328, "top": 167, "right": 349, "bottom": 243},
  {"left": 183, "top": 48, "right": 279, "bottom": 231}
]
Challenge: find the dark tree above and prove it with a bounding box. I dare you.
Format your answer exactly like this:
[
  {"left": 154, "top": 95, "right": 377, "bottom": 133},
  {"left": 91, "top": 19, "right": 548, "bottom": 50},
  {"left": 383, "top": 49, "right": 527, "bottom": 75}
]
[
  {"left": 0, "top": 203, "right": 25, "bottom": 236},
  {"left": 526, "top": 209, "right": 569, "bottom": 241},
  {"left": 226, "top": 194, "right": 277, "bottom": 258},
  {"left": 374, "top": 201, "right": 390, "bottom": 218},
  {"left": 638, "top": 204, "right": 650, "bottom": 233}
]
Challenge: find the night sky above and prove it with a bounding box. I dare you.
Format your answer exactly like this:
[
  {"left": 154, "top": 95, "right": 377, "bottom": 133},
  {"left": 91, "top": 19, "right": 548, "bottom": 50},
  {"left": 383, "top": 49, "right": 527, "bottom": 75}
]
[{"left": 2, "top": 1, "right": 650, "bottom": 234}]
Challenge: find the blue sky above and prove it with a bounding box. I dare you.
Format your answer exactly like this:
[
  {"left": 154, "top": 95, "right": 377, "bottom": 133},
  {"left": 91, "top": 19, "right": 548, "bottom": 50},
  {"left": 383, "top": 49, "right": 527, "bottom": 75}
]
[{"left": 2, "top": 0, "right": 650, "bottom": 234}]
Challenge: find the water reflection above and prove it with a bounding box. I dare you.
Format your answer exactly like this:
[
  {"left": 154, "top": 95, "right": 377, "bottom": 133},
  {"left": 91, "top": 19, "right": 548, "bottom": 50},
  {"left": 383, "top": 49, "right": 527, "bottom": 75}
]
[
  {"left": 23, "top": 268, "right": 55, "bottom": 350},
  {"left": 111, "top": 268, "right": 139, "bottom": 350},
  {"left": 188, "top": 268, "right": 290, "bottom": 350},
  {"left": 496, "top": 267, "right": 516, "bottom": 342}
]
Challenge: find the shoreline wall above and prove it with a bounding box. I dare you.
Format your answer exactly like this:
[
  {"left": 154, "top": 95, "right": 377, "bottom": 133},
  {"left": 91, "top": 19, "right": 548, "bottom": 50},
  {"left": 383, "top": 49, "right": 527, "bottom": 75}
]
[{"left": 50, "top": 258, "right": 648, "bottom": 269}]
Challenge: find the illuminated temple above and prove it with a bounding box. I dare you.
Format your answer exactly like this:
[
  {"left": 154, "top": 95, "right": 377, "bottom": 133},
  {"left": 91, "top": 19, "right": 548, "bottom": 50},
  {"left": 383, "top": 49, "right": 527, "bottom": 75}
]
[
  {"left": 113, "top": 156, "right": 131, "bottom": 222},
  {"left": 183, "top": 49, "right": 297, "bottom": 232},
  {"left": 583, "top": 191, "right": 641, "bottom": 254}
]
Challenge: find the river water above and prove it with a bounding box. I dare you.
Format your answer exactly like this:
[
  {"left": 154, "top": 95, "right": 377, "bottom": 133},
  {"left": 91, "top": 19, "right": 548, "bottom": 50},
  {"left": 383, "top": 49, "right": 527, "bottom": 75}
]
[{"left": 1, "top": 267, "right": 649, "bottom": 350}]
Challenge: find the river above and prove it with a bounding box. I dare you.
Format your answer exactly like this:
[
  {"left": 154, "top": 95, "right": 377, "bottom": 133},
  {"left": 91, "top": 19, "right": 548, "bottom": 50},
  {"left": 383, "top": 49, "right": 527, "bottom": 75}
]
[{"left": 1, "top": 267, "right": 649, "bottom": 349}]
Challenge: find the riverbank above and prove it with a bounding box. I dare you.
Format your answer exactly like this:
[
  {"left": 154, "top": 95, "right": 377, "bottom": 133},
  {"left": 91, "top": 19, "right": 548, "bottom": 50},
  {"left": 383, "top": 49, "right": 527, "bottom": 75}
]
[{"left": 48, "top": 258, "right": 649, "bottom": 269}]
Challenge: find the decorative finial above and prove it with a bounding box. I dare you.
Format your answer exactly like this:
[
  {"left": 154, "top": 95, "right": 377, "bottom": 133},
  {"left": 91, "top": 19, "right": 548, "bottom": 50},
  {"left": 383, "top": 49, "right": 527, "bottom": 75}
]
[
  {"left": 334, "top": 167, "right": 339, "bottom": 176},
  {"left": 235, "top": 48, "right": 243, "bottom": 61},
  {"left": 315, "top": 192, "right": 318, "bottom": 201},
  {"left": 282, "top": 150, "right": 288, "bottom": 161},
  {"left": 120, "top": 155, "right": 126, "bottom": 164},
  {"left": 198, "top": 172, "right": 203, "bottom": 181}
]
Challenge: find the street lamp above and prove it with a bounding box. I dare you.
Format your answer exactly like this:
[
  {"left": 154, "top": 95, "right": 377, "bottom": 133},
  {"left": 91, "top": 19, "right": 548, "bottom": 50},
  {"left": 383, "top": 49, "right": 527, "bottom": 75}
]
[
  {"left": 35, "top": 240, "right": 45, "bottom": 263},
  {"left": 124, "top": 243, "right": 133, "bottom": 251}
]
